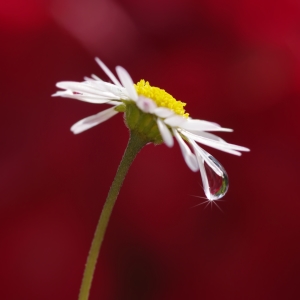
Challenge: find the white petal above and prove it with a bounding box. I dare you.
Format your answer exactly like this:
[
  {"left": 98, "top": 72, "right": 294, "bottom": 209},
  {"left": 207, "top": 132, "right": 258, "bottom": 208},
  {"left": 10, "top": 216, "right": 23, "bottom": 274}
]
[
  {"left": 183, "top": 119, "right": 220, "bottom": 129},
  {"left": 66, "top": 93, "right": 114, "bottom": 101},
  {"left": 91, "top": 74, "right": 102, "bottom": 81},
  {"left": 84, "top": 80, "right": 127, "bottom": 98},
  {"left": 173, "top": 129, "right": 199, "bottom": 172},
  {"left": 60, "top": 93, "right": 121, "bottom": 106},
  {"left": 189, "top": 139, "right": 223, "bottom": 176},
  {"left": 153, "top": 107, "right": 175, "bottom": 118},
  {"left": 95, "top": 57, "right": 122, "bottom": 87},
  {"left": 68, "top": 96, "right": 118, "bottom": 104},
  {"left": 189, "top": 128, "right": 233, "bottom": 132},
  {"left": 71, "top": 106, "right": 119, "bottom": 134},
  {"left": 181, "top": 119, "right": 233, "bottom": 132},
  {"left": 188, "top": 131, "right": 225, "bottom": 142},
  {"left": 164, "top": 115, "right": 187, "bottom": 127},
  {"left": 115, "top": 66, "right": 138, "bottom": 101},
  {"left": 206, "top": 147, "right": 242, "bottom": 156},
  {"left": 53, "top": 90, "right": 120, "bottom": 104},
  {"left": 187, "top": 131, "right": 243, "bottom": 155},
  {"left": 195, "top": 153, "right": 212, "bottom": 201},
  {"left": 157, "top": 119, "right": 174, "bottom": 147},
  {"left": 180, "top": 129, "right": 250, "bottom": 154},
  {"left": 102, "top": 100, "right": 121, "bottom": 106},
  {"left": 56, "top": 81, "right": 120, "bottom": 99},
  {"left": 136, "top": 97, "right": 157, "bottom": 113},
  {"left": 186, "top": 131, "right": 242, "bottom": 156},
  {"left": 52, "top": 90, "right": 73, "bottom": 97}
]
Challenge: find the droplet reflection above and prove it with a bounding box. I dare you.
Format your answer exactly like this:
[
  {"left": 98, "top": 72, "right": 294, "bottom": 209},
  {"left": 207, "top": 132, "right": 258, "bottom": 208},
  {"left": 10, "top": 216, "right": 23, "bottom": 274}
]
[{"left": 199, "top": 154, "right": 229, "bottom": 201}]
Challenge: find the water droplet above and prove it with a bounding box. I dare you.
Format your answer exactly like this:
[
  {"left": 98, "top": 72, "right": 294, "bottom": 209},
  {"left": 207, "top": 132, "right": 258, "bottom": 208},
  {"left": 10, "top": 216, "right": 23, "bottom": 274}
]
[{"left": 199, "top": 155, "right": 229, "bottom": 201}]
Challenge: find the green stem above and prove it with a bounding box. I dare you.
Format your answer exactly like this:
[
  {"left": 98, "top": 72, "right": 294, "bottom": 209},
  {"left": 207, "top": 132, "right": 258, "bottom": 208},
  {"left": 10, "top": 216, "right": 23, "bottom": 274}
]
[{"left": 78, "top": 131, "right": 147, "bottom": 300}]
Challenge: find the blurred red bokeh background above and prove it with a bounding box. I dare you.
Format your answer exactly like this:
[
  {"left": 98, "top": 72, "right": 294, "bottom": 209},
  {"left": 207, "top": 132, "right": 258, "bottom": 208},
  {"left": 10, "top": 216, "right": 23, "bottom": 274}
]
[{"left": 1, "top": 0, "right": 300, "bottom": 299}]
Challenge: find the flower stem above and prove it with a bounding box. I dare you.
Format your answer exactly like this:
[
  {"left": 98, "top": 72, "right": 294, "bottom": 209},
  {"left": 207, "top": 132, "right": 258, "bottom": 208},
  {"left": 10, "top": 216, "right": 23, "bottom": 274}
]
[{"left": 78, "top": 131, "right": 147, "bottom": 300}]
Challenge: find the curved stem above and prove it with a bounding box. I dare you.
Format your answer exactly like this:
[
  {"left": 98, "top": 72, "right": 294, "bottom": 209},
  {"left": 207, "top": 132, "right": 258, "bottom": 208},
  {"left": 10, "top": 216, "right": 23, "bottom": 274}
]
[{"left": 78, "top": 131, "right": 147, "bottom": 300}]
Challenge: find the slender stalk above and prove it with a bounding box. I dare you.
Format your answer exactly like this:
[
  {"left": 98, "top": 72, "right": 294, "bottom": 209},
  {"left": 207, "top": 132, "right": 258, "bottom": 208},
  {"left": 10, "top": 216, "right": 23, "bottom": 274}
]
[{"left": 78, "top": 131, "right": 147, "bottom": 300}]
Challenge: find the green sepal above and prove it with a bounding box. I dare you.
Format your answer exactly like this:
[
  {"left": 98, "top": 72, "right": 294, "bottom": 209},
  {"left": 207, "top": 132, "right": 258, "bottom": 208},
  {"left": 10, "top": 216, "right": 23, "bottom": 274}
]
[
  {"left": 114, "top": 104, "right": 126, "bottom": 112},
  {"left": 124, "top": 101, "right": 163, "bottom": 145}
]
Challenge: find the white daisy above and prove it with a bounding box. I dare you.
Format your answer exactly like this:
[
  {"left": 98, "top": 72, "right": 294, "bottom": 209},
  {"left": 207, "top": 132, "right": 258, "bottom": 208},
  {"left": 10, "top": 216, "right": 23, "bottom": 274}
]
[{"left": 53, "top": 58, "right": 249, "bottom": 201}]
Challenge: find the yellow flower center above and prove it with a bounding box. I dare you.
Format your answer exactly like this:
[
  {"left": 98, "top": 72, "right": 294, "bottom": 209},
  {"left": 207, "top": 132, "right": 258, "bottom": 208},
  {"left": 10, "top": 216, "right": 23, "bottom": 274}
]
[{"left": 134, "top": 80, "right": 189, "bottom": 117}]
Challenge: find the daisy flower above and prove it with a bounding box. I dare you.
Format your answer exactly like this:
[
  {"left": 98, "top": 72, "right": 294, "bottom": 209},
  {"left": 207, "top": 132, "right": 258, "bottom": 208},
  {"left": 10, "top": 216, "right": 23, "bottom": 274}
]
[{"left": 53, "top": 58, "right": 249, "bottom": 201}]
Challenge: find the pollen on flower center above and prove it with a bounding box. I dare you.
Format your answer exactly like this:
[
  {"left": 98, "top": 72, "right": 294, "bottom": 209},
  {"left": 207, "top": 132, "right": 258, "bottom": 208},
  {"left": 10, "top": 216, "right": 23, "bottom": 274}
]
[{"left": 134, "top": 80, "right": 189, "bottom": 117}]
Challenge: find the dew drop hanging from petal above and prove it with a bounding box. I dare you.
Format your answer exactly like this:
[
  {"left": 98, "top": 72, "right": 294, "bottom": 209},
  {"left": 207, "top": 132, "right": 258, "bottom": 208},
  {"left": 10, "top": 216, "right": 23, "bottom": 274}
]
[{"left": 198, "top": 155, "right": 229, "bottom": 201}]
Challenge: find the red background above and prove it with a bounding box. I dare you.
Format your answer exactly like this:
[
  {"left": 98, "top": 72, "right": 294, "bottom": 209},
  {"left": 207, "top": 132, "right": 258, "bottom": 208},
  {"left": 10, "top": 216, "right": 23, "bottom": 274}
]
[{"left": 1, "top": 0, "right": 300, "bottom": 299}]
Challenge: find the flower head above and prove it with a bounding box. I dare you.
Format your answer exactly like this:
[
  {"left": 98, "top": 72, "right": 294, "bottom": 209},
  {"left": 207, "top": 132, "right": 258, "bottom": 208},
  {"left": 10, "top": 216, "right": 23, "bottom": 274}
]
[{"left": 53, "top": 58, "right": 249, "bottom": 201}]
